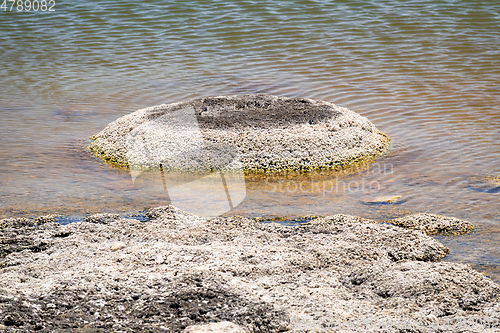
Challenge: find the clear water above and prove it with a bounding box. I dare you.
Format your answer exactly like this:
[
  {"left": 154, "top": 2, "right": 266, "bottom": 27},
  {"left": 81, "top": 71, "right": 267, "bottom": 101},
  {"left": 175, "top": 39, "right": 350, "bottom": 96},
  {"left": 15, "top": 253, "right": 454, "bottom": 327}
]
[{"left": 0, "top": 0, "right": 498, "bottom": 281}]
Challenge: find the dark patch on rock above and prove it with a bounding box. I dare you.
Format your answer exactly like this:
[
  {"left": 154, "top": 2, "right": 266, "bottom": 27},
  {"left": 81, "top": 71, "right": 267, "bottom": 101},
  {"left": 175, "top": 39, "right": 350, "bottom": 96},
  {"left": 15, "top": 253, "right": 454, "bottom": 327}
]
[
  {"left": 0, "top": 227, "right": 50, "bottom": 259},
  {"left": 191, "top": 95, "right": 336, "bottom": 130},
  {"left": 0, "top": 274, "right": 288, "bottom": 332}
]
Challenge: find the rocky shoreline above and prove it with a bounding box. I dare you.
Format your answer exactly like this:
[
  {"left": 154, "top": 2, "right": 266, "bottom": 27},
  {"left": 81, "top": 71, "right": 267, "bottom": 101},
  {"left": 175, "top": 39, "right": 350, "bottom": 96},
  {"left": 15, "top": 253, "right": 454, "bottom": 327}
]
[{"left": 1, "top": 206, "right": 498, "bottom": 332}]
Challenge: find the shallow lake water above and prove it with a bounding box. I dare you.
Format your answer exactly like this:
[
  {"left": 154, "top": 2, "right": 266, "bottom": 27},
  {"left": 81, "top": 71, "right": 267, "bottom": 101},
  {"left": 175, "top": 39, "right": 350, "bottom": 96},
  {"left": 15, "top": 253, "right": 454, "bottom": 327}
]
[{"left": 0, "top": 0, "right": 498, "bottom": 282}]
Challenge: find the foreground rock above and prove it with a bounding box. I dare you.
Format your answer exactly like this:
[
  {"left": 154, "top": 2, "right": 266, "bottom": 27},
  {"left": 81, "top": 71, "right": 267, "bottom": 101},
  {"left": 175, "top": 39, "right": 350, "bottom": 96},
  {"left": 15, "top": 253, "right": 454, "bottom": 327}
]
[
  {"left": 390, "top": 213, "right": 475, "bottom": 236},
  {"left": 0, "top": 208, "right": 498, "bottom": 332},
  {"left": 88, "top": 94, "right": 389, "bottom": 172}
]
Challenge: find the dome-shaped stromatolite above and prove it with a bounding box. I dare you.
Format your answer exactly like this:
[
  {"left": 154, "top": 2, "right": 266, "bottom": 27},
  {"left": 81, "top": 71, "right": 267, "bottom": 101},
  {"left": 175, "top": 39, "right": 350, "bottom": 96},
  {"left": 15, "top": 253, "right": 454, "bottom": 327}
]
[{"left": 88, "top": 94, "right": 389, "bottom": 172}]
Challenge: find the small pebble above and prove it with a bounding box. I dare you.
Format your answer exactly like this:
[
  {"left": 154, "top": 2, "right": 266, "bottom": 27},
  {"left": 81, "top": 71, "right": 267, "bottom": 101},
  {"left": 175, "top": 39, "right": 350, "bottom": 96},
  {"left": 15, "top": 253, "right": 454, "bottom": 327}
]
[
  {"left": 110, "top": 242, "right": 126, "bottom": 252},
  {"left": 362, "top": 195, "right": 404, "bottom": 205}
]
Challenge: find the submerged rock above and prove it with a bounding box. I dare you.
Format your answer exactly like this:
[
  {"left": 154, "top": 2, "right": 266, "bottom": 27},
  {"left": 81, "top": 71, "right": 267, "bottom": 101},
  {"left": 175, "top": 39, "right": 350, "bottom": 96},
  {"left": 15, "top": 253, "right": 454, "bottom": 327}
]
[
  {"left": 0, "top": 207, "right": 498, "bottom": 332},
  {"left": 390, "top": 213, "right": 475, "bottom": 236},
  {"left": 88, "top": 94, "right": 389, "bottom": 172},
  {"left": 467, "top": 175, "right": 500, "bottom": 194}
]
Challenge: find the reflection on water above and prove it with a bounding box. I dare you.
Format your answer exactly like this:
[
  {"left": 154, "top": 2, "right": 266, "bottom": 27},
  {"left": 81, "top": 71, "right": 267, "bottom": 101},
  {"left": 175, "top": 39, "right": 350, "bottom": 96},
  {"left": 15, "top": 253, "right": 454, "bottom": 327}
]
[{"left": 0, "top": 0, "right": 499, "bottom": 282}]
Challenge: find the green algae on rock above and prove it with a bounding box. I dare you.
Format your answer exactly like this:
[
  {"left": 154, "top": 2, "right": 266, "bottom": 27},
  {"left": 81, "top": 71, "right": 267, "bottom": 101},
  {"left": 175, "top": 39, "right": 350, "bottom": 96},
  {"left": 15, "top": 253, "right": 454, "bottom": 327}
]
[{"left": 88, "top": 94, "right": 389, "bottom": 173}]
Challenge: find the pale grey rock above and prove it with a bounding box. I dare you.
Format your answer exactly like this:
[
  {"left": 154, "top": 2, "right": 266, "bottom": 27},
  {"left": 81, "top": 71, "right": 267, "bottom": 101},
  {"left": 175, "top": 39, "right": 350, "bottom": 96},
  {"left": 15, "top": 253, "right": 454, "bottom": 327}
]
[
  {"left": 145, "top": 205, "right": 207, "bottom": 226},
  {"left": 33, "top": 214, "right": 61, "bottom": 226},
  {"left": 345, "top": 261, "right": 500, "bottom": 317},
  {"left": 391, "top": 213, "right": 475, "bottom": 235},
  {"left": 84, "top": 213, "right": 120, "bottom": 224},
  {"left": 183, "top": 321, "right": 248, "bottom": 333},
  {"left": 0, "top": 217, "right": 32, "bottom": 229},
  {"left": 0, "top": 207, "right": 498, "bottom": 332},
  {"left": 302, "top": 214, "right": 449, "bottom": 262},
  {"left": 88, "top": 94, "right": 389, "bottom": 172}
]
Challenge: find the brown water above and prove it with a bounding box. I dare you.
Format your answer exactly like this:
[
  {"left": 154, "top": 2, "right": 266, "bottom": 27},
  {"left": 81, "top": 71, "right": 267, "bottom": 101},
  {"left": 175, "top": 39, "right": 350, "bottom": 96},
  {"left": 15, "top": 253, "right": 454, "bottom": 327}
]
[{"left": 0, "top": 0, "right": 498, "bottom": 282}]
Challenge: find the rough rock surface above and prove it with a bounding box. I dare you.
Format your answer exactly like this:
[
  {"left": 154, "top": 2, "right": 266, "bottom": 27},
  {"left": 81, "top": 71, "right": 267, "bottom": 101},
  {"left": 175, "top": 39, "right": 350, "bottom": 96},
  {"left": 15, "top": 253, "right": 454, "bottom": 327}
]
[
  {"left": 0, "top": 218, "right": 32, "bottom": 229},
  {"left": 390, "top": 213, "right": 475, "bottom": 236},
  {"left": 0, "top": 208, "right": 498, "bottom": 332},
  {"left": 88, "top": 94, "right": 389, "bottom": 172}
]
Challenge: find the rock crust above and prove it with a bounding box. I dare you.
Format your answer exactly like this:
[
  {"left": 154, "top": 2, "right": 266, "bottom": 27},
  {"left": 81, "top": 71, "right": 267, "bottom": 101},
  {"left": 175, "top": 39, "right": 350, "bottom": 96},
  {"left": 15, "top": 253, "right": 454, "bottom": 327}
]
[
  {"left": 390, "top": 213, "right": 475, "bottom": 236},
  {"left": 88, "top": 94, "right": 389, "bottom": 172},
  {"left": 0, "top": 209, "right": 498, "bottom": 332}
]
